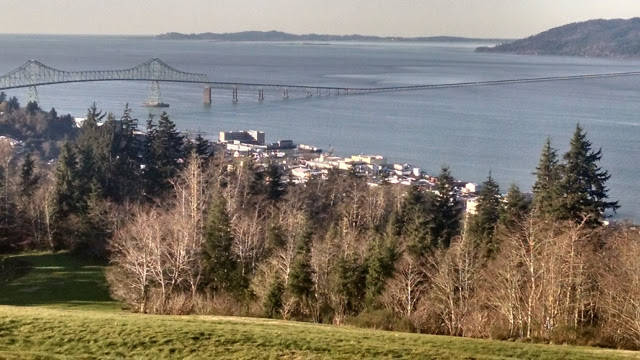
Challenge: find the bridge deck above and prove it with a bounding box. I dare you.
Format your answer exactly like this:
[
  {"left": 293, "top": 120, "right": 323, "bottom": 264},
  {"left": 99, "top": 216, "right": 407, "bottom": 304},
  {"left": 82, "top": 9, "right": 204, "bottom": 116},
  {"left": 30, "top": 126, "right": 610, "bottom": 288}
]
[{"left": 1, "top": 58, "right": 639, "bottom": 95}]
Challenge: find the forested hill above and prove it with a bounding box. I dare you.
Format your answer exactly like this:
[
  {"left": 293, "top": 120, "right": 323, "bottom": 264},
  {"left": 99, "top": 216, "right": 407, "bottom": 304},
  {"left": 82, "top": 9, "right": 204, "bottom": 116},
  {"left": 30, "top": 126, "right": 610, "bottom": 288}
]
[
  {"left": 156, "top": 30, "right": 500, "bottom": 43},
  {"left": 476, "top": 18, "right": 640, "bottom": 57}
]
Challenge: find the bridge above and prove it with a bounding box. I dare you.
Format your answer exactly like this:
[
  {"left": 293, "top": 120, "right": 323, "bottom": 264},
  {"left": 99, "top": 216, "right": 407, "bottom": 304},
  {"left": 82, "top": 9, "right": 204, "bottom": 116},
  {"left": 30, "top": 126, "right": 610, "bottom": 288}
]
[{"left": 2, "top": 58, "right": 640, "bottom": 105}]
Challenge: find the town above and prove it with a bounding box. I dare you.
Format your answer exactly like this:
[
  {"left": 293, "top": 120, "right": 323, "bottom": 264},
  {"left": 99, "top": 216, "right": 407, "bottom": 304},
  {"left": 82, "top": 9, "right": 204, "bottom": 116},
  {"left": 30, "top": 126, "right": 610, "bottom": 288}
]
[{"left": 216, "top": 129, "right": 489, "bottom": 215}]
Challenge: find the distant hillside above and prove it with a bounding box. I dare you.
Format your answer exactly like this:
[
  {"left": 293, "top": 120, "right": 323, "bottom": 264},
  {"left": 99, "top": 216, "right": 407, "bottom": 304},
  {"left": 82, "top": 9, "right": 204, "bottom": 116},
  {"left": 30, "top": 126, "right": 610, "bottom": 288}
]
[
  {"left": 476, "top": 18, "right": 640, "bottom": 57},
  {"left": 156, "top": 30, "right": 501, "bottom": 43}
]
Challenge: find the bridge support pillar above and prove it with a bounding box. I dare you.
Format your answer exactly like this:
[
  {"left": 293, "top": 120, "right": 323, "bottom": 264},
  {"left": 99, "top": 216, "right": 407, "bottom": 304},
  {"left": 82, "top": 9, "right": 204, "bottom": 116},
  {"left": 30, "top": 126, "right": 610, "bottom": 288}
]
[
  {"left": 203, "top": 86, "right": 211, "bottom": 104},
  {"left": 258, "top": 89, "right": 264, "bottom": 102},
  {"left": 283, "top": 89, "right": 289, "bottom": 99},
  {"left": 232, "top": 88, "right": 238, "bottom": 103},
  {"left": 27, "top": 86, "right": 39, "bottom": 104}
]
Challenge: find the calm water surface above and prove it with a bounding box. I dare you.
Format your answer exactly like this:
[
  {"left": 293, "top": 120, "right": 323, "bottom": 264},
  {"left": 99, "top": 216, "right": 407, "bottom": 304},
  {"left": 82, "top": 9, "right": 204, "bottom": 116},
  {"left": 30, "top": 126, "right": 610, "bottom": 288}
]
[{"left": 0, "top": 35, "right": 638, "bottom": 220}]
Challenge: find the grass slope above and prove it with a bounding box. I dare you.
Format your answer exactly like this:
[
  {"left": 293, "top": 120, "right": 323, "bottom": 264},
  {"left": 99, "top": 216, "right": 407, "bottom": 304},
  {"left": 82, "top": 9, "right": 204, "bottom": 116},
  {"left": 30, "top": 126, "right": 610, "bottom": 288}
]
[
  {"left": 1, "top": 306, "right": 639, "bottom": 360},
  {"left": 0, "top": 253, "right": 638, "bottom": 359},
  {"left": 0, "top": 252, "right": 119, "bottom": 312}
]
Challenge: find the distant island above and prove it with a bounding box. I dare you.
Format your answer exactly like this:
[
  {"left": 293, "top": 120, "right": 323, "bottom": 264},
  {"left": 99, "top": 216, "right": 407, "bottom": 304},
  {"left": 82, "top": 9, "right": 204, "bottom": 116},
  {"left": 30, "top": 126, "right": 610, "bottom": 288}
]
[
  {"left": 476, "top": 18, "right": 640, "bottom": 57},
  {"left": 156, "top": 30, "right": 502, "bottom": 43}
]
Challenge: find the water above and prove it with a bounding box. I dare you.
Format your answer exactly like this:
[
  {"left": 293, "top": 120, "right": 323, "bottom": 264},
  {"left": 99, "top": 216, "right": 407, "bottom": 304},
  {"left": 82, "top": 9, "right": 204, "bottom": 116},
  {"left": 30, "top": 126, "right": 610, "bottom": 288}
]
[{"left": 0, "top": 35, "right": 638, "bottom": 221}]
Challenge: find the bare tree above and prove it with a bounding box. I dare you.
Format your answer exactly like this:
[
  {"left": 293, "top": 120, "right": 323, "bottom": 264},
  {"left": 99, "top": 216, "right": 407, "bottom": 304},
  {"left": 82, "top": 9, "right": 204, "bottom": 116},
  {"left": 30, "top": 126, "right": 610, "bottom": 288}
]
[
  {"left": 382, "top": 254, "right": 427, "bottom": 321},
  {"left": 599, "top": 226, "right": 640, "bottom": 347}
]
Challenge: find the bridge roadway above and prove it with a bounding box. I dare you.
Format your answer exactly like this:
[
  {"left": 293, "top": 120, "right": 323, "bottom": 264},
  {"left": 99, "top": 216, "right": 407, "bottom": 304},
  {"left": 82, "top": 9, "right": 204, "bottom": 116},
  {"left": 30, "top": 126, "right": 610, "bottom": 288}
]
[
  {"left": 1, "top": 58, "right": 640, "bottom": 102},
  {"left": 207, "top": 70, "right": 640, "bottom": 94}
]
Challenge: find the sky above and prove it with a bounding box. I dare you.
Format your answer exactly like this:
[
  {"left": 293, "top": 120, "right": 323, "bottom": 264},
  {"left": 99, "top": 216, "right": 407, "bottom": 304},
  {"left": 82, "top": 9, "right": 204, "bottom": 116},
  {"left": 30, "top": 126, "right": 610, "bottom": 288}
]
[{"left": 2, "top": 0, "right": 640, "bottom": 38}]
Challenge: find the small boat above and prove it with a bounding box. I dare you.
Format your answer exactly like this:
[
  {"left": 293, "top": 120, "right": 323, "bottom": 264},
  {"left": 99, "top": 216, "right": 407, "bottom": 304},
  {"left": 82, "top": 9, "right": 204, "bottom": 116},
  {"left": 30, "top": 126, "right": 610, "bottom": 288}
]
[{"left": 142, "top": 101, "right": 169, "bottom": 108}]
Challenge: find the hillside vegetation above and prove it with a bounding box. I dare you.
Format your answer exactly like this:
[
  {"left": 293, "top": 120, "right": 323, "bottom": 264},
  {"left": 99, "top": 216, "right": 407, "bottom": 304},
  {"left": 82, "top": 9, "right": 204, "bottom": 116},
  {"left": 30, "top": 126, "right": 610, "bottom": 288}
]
[
  {"left": 1, "top": 254, "right": 639, "bottom": 359},
  {"left": 477, "top": 18, "right": 640, "bottom": 57}
]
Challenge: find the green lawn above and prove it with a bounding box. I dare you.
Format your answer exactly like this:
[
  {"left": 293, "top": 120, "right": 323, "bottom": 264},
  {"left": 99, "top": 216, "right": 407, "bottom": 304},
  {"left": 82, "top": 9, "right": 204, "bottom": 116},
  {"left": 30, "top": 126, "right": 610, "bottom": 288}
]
[
  {"left": 0, "top": 252, "right": 119, "bottom": 312},
  {"left": 0, "top": 253, "right": 638, "bottom": 359},
  {"left": 1, "top": 306, "right": 639, "bottom": 359}
]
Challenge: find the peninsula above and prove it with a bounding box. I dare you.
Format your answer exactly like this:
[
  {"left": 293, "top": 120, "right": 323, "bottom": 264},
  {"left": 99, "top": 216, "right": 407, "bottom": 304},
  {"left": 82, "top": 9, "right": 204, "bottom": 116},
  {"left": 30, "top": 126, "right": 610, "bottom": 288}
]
[
  {"left": 476, "top": 18, "right": 640, "bottom": 57},
  {"left": 156, "top": 30, "right": 502, "bottom": 43}
]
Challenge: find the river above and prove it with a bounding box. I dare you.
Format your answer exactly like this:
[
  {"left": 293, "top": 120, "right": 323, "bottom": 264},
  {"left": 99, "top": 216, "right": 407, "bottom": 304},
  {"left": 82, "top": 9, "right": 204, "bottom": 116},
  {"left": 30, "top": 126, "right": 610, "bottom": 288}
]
[{"left": 0, "top": 35, "right": 638, "bottom": 221}]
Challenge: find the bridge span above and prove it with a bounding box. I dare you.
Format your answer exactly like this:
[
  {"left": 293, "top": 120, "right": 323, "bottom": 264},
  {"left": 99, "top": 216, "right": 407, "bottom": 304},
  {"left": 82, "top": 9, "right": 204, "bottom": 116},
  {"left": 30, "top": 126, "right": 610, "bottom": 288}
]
[{"left": 1, "top": 58, "right": 640, "bottom": 104}]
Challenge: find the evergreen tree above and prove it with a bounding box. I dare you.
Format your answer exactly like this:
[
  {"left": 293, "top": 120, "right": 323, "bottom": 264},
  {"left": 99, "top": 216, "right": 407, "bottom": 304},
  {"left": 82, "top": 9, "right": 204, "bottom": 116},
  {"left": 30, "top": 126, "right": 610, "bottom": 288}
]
[
  {"left": 194, "top": 133, "right": 210, "bottom": 159},
  {"left": 398, "top": 186, "right": 434, "bottom": 257},
  {"left": 364, "top": 230, "right": 399, "bottom": 307},
  {"left": 335, "top": 255, "right": 367, "bottom": 314},
  {"left": 19, "top": 152, "right": 39, "bottom": 197},
  {"left": 288, "top": 217, "right": 314, "bottom": 300},
  {"left": 143, "top": 112, "right": 185, "bottom": 197},
  {"left": 467, "top": 172, "right": 501, "bottom": 258},
  {"left": 499, "top": 183, "right": 530, "bottom": 230},
  {"left": 265, "top": 162, "right": 284, "bottom": 201},
  {"left": 52, "top": 142, "right": 84, "bottom": 217},
  {"left": 266, "top": 216, "right": 286, "bottom": 252},
  {"left": 6, "top": 97, "right": 19, "bottom": 112},
  {"left": 432, "top": 165, "right": 463, "bottom": 248},
  {"left": 557, "top": 124, "right": 619, "bottom": 226},
  {"left": 532, "top": 137, "right": 561, "bottom": 218},
  {"left": 110, "top": 105, "right": 142, "bottom": 201},
  {"left": 202, "top": 193, "right": 244, "bottom": 294},
  {"left": 263, "top": 277, "right": 285, "bottom": 318}
]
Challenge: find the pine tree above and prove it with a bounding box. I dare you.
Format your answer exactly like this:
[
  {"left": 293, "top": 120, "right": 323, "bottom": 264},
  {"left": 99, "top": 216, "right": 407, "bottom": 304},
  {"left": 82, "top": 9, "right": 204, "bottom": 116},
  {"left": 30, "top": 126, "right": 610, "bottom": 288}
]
[
  {"left": 143, "top": 112, "right": 185, "bottom": 197},
  {"left": 557, "top": 124, "right": 619, "bottom": 226},
  {"left": 194, "top": 133, "right": 210, "bottom": 159},
  {"left": 399, "top": 186, "right": 434, "bottom": 257},
  {"left": 265, "top": 162, "right": 284, "bottom": 201},
  {"left": 335, "top": 255, "right": 367, "bottom": 314},
  {"left": 110, "top": 105, "right": 142, "bottom": 201},
  {"left": 202, "top": 193, "right": 243, "bottom": 293},
  {"left": 263, "top": 277, "right": 285, "bottom": 318},
  {"left": 500, "top": 183, "right": 530, "bottom": 230},
  {"left": 467, "top": 172, "right": 501, "bottom": 258},
  {"left": 19, "top": 152, "right": 40, "bottom": 197},
  {"left": 532, "top": 137, "right": 561, "bottom": 218},
  {"left": 288, "top": 217, "right": 314, "bottom": 300},
  {"left": 364, "top": 230, "right": 399, "bottom": 307},
  {"left": 53, "top": 142, "right": 83, "bottom": 217},
  {"left": 432, "top": 165, "right": 463, "bottom": 248}
]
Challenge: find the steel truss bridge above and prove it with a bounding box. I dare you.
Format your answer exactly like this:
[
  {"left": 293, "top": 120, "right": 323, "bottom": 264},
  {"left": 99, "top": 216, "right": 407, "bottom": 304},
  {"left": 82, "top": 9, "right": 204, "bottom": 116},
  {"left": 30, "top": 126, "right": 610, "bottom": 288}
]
[{"left": 2, "top": 58, "right": 640, "bottom": 104}]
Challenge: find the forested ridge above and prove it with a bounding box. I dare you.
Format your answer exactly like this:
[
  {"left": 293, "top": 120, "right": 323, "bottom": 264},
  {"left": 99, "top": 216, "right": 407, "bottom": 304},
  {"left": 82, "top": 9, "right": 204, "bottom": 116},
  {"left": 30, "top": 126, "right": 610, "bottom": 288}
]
[
  {"left": 477, "top": 18, "right": 640, "bottom": 57},
  {"left": 0, "top": 101, "right": 638, "bottom": 350}
]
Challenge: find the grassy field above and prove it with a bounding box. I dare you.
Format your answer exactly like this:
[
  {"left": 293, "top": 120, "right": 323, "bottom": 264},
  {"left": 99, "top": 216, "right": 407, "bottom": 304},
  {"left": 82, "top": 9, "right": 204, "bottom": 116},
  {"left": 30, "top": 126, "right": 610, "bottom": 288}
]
[
  {"left": 0, "top": 253, "right": 639, "bottom": 359},
  {"left": 0, "top": 252, "right": 119, "bottom": 312}
]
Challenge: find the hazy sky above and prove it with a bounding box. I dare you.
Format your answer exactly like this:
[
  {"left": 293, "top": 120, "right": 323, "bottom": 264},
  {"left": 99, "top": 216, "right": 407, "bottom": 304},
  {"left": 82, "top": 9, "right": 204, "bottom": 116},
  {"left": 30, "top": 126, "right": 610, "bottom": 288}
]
[{"left": 2, "top": 0, "right": 640, "bottom": 38}]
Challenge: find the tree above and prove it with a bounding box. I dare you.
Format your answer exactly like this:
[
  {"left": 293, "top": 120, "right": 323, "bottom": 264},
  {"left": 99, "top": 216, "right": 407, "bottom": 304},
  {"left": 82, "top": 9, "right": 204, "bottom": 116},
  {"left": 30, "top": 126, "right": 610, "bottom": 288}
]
[
  {"left": 532, "top": 137, "right": 561, "bottom": 218},
  {"left": 364, "top": 231, "right": 399, "bottom": 307},
  {"left": 263, "top": 277, "right": 285, "bottom": 318},
  {"left": 499, "top": 183, "right": 530, "bottom": 230},
  {"left": 26, "top": 101, "right": 40, "bottom": 115},
  {"left": 432, "top": 166, "right": 463, "bottom": 248},
  {"left": 398, "top": 186, "right": 434, "bottom": 257},
  {"left": 6, "top": 97, "right": 19, "bottom": 112},
  {"left": 467, "top": 172, "right": 501, "bottom": 258},
  {"left": 288, "top": 216, "right": 314, "bottom": 301},
  {"left": 556, "top": 124, "right": 619, "bottom": 226},
  {"left": 52, "top": 142, "right": 84, "bottom": 218},
  {"left": 194, "top": 133, "right": 211, "bottom": 159},
  {"left": 143, "top": 112, "right": 185, "bottom": 198},
  {"left": 265, "top": 162, "right": 284, "bottom": 201},
  {"left": 202, "top": 191, "right": 244, "bottom": 294}
]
